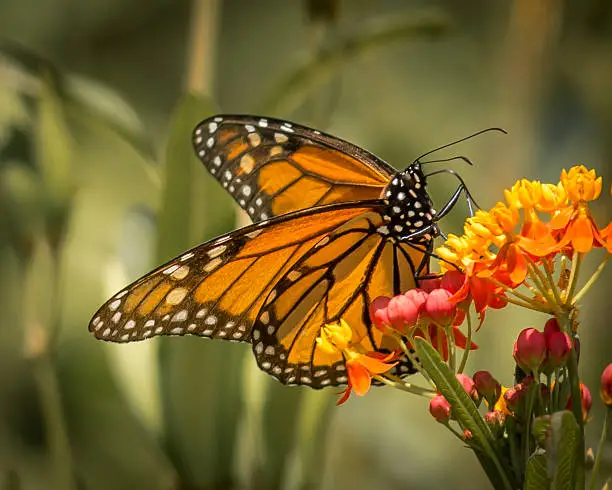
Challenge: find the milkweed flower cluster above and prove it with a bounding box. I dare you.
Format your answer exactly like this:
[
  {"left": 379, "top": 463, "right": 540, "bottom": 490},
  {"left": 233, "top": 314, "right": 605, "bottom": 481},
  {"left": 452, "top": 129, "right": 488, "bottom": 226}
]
[{"left": 322, "top": 166, "right": 612, "bottom": 489}]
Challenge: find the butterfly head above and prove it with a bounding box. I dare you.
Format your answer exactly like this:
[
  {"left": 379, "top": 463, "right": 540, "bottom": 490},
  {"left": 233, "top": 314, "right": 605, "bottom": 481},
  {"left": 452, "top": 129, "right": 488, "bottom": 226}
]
[{"left": 381, "top": 165, "right": 436, "bottom": 242}]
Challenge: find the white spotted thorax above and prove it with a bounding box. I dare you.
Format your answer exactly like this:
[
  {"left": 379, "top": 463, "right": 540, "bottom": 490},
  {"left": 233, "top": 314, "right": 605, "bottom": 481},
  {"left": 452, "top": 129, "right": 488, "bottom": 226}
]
[{"left": 379, "top": 163, "right": 436, "bottom": 242}]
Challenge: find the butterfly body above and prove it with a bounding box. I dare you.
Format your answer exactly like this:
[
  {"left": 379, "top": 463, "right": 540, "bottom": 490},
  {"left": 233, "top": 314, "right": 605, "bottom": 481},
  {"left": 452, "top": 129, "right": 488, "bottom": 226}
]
[
  {"left": 378, "top": 166, "right": 436, "bottom": 244},
  {"left": 89, "top": 115, "right": 452, "bottom": 389}
]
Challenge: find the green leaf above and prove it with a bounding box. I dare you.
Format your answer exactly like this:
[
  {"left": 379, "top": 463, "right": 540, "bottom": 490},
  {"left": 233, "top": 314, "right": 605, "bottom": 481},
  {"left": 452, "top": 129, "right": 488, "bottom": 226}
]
[
  {"left": 35, "top": 75, "right": 75, "bottom": 247},
  {"left": 157, "top": 93, "right": 246, "bottom": 489},
  {"left": 155, "top": 92, "right": 215, "bottom": 262},
  {"left": 533, "top": 415, "right": 552, "bottom": 448},
  {"left": 255, "top": 382, "right": 305, "bottom": 490},
  {"left": 413, "top": 338, "right": 515, "bottom": 490},
  {"left": 257, "top": 12, "right": 450, "bottom": 115},
  {"left": 525, "top": 451, "right": 551, "bottom": 490},
  {"left": 547, "top": 410, "right": 579, "bottom": 490},
  {"left": 65, "top": 75, "right": 153, "bottom": 159}
]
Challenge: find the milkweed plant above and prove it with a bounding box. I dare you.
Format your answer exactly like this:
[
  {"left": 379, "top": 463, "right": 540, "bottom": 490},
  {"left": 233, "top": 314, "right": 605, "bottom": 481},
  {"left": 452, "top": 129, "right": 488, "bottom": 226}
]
[{"left": 317, "top": 166, "right": 612, "bottom": 489}]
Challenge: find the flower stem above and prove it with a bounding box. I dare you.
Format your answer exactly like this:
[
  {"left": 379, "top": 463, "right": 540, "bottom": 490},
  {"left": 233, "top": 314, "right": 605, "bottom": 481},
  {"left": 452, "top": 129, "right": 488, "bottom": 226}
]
[
  {"left": 588, "top": 408, "right": 610, "bottom": 490},
  {"left": 391, "top": 332, "right": 434, "bottom": 387},
  {"left": 522, "top": 373, "right": 538, "bottom": 466},
  {"left": 374, "top": 374, "right": 436, "bottom": 397},
  {"left": 542, "top": 257, "right": 563, "bottom": 306},
  {"left": 500, "top": 293, "right": 552, "bottom": 313},
  {"left": 559, "top": 311, "right": 585, "bottom": 490},
  {"left": 457, "top": 310, "right": 473, "bottom": 374},
  {"left": 526, "top": 261, "right": 557, "bottom": 306},
  {"left": 565, "top": 251, "right": 583, "bottom": 305},
  {"left": 572, "top": 254, "right": 609, "bottom": 305}
]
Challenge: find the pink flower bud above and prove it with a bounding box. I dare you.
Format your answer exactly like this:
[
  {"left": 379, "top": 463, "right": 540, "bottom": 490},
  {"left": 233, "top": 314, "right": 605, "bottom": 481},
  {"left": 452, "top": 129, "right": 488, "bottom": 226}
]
[
  {"left": 429, "top": 394, "right": 452, "bottom": 422},
  {"left": 456, "top": 373, "right": 478, "bottom": 402},
  {"left": 546, "top": 331, "right": 572, "bottom": 369},
  {"left": 386, "top": 290, "right": 428, "bottom": 331},
  {"left": 504, "top": 385, "right": 527, "bottom": 412},
  {"left": 462, "top": 429, "right": 473, "bottom": 441},
  {"left": 600, "top": 363, "right": 612, "bottom": 408},
  {"left": 369, "top": 296, "right": 391, "bottom": 330},
  {"left": 513, "top": 328, "right": 546, "bottom": 373},
  {"left": 484, "top": 410, "right": 505, "bottom": 427},
  {"left": 473, "top": 370, "right": 501, "bottom": 404},
  {"left": 425, "top": 289, "right": 457, "bottom": 327},
  {"left": 567, "top": 383, "right": 592, "bottom": 422}
]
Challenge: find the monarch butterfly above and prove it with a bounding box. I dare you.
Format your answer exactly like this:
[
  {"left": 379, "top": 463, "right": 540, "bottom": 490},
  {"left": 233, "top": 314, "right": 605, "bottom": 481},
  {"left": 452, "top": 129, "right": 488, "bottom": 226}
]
[{"left": 89, "top": 115, "right": 481, "bottom": 388}]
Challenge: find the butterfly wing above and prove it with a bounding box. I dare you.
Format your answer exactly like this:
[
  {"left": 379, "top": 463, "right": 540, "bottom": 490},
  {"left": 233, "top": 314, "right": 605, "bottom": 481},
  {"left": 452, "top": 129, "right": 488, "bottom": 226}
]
[
  {"left": 192, "top": 115, "right": 396, "bottom": 221},
  {"left": 89, "top": 202, "right": 385, "bottom": 343},
  {"left": 251, "top": 211, "right": 430, "bottom": 388}
]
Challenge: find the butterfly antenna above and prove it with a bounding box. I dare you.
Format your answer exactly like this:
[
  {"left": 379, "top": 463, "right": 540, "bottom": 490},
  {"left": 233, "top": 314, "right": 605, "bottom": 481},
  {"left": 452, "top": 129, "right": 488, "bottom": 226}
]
[{"left": 414, "top": 127, "right": 507, "bottom": 166}]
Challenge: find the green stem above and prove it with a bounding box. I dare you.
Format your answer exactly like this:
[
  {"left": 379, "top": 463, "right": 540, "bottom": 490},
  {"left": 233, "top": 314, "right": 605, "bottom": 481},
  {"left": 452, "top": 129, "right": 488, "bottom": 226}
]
[
  {"left": 25, "top": 243, "right": 76, "bottom": 490},
  {"left": 588, "top": 408, "right": 611, "bottom": 490},
  {"left": 523, "top": 376, "right": 538, "bottom": 467},
  {"left": 457, "top": 310, "right": 473, "bottom": 374},
  {"left": 390, "top": 332, "right": 434, "bottom": 387},
  {"left": 559, "top": 312, "right": 585, "bottom": 490},
  {"left": 572, "top": 255, "right": 609, "bottom": 305}
]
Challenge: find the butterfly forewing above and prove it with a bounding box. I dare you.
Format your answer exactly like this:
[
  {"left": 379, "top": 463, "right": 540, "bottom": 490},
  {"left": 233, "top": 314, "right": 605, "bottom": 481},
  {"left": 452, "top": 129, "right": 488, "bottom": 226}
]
[
  {"left": 251, "top": 212, "right": 429, "bottom": 388},
  {"left": 89, "top": 203, "right": 385, "bottom": 343},
  {"left": 192, "top": 115, "right": 395, "bottom": 221}
]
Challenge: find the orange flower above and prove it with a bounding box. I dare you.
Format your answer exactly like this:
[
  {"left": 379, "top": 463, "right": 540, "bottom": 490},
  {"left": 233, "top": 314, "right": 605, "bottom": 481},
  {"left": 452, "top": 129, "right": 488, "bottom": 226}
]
[
  {"left": 548, "top": 205, "right": 608, "bottom": 254},
  {"left": 316, "top": 320, "right": 397, "bottom": 404},
  {"left": 337, "top": 351, "right": 399, "bottom": 404},
  {"left": 450, "top": 263, "right": 508, "bottom": 321}
]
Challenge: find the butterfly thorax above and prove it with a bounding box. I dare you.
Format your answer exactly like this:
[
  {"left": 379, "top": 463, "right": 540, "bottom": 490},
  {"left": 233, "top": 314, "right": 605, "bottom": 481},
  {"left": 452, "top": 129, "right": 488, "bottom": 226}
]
[{"left": 379, "top": 164, "right": 436, "bottom": 243}]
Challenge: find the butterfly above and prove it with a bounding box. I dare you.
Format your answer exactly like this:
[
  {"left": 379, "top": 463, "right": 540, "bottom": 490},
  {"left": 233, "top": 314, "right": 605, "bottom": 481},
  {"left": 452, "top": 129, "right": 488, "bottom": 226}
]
[{"left": 89, "top": 115, "right": 478, "bottom": 388}]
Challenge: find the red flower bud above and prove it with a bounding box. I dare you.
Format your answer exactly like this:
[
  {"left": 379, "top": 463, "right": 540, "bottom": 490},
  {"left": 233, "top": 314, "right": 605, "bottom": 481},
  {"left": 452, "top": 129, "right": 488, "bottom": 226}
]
[
  {"left": 473, "top": 370, "right": 501, "bottom": 404},
  {"left": 420, "top": 276, "right": 441, "bottom": 293},
  {"left": 386, "top": 290, "right": 428, "bottom": 331},
  {"left": 369, "top": 296, "right": 391, "bottom": 330},
  {"left": 513, "top": 328, "right": 546, "bottom": 373},
  {"left": 429, "top": 394, "right": 452, "bottom": 422},
  {"left": 425, "top": 289, "right": 457, "bottom": 327},
  {"left": 456, "top": 373, "right": 478, "bottom": 402},
  {"left": 601, "top": 363, "right": 612, "bottom": 407},
  {"left": 567, "top": 383, "right": 592, "bottom": 422},
  {"left": 543, "top": 317, "right": 560, "bottom": 342},
  {"left": 546, "top": 331, "right": 572, "bottom": 369},
  {"left": 440, "top": 270, "right": 465, "bottom": 295}
]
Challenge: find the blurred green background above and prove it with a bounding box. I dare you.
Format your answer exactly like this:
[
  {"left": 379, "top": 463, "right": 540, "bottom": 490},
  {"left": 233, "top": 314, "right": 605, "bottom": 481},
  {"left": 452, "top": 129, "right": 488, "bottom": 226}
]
[{"left": 1, "top": 1, "right": 611, "bottom": 489}]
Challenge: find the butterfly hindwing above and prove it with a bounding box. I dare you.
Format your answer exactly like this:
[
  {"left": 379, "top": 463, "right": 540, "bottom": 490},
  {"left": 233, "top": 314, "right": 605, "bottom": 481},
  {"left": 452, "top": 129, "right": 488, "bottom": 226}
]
[
  {"left": 89, "top": 202, "right": 385, "bottom": 343},
  {"left": 192, "top": 115, "right": 395, "bottom": 221},
  {"left": 251, "top": 211, "right": 429, "bottom": 388}
]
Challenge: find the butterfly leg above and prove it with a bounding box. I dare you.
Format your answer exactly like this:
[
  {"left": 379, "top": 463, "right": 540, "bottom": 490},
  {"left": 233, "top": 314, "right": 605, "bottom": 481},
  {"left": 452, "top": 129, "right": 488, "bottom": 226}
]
[{"left": 426, "top": 169, "right": 480, "bottom": 218}]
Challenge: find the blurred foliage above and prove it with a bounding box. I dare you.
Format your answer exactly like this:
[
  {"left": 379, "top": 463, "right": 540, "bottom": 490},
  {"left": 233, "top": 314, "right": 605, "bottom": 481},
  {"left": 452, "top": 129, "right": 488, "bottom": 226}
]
[{"left": 0, "top": 1, "right": 611, "bottom": 489}]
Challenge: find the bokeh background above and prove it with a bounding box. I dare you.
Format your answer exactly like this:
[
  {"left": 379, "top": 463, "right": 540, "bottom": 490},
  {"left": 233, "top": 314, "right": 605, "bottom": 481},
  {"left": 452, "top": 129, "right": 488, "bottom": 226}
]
[{"left": 1, "top": 1, "right": 611, "bottom": 489}]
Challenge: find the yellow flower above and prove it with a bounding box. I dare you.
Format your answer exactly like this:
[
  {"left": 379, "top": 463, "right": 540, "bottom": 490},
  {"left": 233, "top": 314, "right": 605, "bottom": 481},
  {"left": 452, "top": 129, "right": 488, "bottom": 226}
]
[
  {"left": 316, "top": 320, "right": 398, "bottom": 404},
  {"left": 316, "top": 319, "right": 352, "bottom": 354},
  {"left": 560, "top": 165, "right": 602, "bottom": 202},
  {"left": 536, "top": 182, "right": 567, "bottom": 213},
  {"left": 504, "top": 179, "right": 567, "bottom": 213}
]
